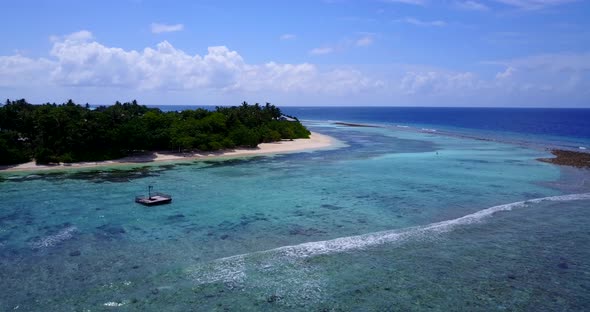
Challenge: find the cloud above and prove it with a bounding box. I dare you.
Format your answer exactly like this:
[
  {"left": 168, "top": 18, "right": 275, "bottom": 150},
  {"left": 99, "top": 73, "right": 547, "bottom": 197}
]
[
  {"left": 400, "top": 71, "right": 479, "bottom": 94},
  {"left": 0, "top": 31, "right": 381, "bottom": 97},
  {"left": 310, "top": 33, "right": 375, "bottom": 54},
  {"left": 279, "top": 34, "right": 296, "bottom": 40},
  {"left": 1, "top": 31, "right": 587, "bottom": 106},
  {"left": 309, "top": 47, "right": 335, "bottom": 55},
  {"left": 395, "top": 17, "right": 446, "bottom": 27},
  {"left": 238, "top": 63, "right": 383, "bottom": 95},
  {"left": 396, "top": 51, "right": 590, "bottom": 101},
  {"left": 385, "top": 0, "right": 576, "bottom": 11},
  {"left": 356, "top": 36, "right": 374, "bottom": 47},
  {"left": 489, "top": 53, "right": 590, "bottom": 94},
  {"left": 151, "top": 23, "right": 184, "bottom": 34},
  {"left": 486, "top": 52, "right": 590, "bottom": 72},
  {"left": 383, "top": 0, "right": 426, "bottom": 5},
  {"left": 495, "top": 66, "right": 516, "bottom": 79},
  {"left": 455, "top": 1, "right": 490, "bottom": 11},
  {"left": 483, "top": 52, "right": 590, "bottom": 96},
  {"left": 0, "top": 55, "right": 55, "bottom": 87},
  {"left": 493, "top": 0, "right": 578, "bottom": 9}
]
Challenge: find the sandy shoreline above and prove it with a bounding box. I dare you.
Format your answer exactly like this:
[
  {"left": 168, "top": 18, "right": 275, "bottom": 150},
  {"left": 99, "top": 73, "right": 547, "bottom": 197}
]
[{"left": 0, "top": 132, "right": 337, "bottom": 173}]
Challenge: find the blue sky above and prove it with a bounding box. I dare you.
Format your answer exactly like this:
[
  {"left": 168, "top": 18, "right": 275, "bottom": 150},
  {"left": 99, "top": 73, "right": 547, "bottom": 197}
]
[{"left": 1, "top": 0, "right": 588, "bottom": 107}]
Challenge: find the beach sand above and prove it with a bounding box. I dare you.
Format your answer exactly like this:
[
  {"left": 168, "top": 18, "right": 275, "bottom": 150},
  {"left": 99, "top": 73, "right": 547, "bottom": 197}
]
[{"left": 0, "top": 132, "right": 337, "bottom": 173}]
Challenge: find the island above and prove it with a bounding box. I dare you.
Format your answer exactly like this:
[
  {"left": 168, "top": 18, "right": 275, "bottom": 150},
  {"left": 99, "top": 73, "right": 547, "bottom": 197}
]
[
  {"left": 0, "top": 99, "right": 322, "bottom": 169},
  {"left": 538, "top": 149, "right": 590, "bottom": 169}
]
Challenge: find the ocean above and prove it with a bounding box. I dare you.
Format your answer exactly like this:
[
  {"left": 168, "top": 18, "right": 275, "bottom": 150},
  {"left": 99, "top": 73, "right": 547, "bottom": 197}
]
[
  {"left": 152, "top": 105, "right": 590, "bottom": 150},
  {"left": 1, "top": 107, "right": 590, "bottom": 311}
]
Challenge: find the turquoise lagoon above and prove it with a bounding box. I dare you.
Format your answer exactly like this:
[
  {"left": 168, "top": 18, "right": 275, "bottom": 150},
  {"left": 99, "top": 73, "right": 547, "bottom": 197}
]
[{"left": 1, "top": 122, "right": 589, "bottom": 311}]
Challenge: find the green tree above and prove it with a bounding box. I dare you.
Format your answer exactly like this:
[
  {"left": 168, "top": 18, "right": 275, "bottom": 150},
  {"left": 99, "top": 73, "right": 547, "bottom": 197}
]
[{"left": 0, "top": 100, "right": 310, "bottom": 165}]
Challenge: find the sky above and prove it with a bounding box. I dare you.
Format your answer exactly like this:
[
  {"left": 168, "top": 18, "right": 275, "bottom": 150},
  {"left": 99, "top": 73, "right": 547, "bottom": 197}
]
[{"left": 0, "top": 0, "right": 589, "bottom": 107}]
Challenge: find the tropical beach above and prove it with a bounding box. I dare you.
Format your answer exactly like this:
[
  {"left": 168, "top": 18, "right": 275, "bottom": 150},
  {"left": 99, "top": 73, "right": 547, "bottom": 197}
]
[
  {"left": 0, "top": 131, "right": 336, "bottom": 173},
  {"left": 2, "top": 1, "right": 590, "bottom": 311},
  {"left": 2, "top": 117, "right": 590, "bottom": 311}
]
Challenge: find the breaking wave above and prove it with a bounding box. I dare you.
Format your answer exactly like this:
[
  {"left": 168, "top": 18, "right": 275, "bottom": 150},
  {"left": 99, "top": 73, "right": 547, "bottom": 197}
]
[
  {"left": 30, "top": 226, "right": 78, "bottom": 249},
  {"left": 188, "top": 193, "right": 590, "bottom": 286}
]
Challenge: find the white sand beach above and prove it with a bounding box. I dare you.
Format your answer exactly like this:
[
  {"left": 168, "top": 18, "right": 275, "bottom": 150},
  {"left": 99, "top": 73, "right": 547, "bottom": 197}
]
[{"left": 0, "top": 132, "right": 337, "bottom": 173}]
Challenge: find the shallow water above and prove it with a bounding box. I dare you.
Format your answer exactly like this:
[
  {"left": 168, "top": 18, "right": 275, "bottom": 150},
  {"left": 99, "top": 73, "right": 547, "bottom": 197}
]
[{"left": 1, "top": 122, "right": 589, "bottom": 311}]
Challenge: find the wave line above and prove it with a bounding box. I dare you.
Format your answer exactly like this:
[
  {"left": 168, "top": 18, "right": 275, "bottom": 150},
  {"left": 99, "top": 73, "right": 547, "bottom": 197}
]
[{"left": 188, "top": 193, "right": 590, "bottom": 284}]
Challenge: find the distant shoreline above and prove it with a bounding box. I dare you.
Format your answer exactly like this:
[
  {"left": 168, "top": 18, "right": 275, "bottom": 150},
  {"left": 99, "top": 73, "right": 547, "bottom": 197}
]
[
  {"left": 0, "top": 132, "right": 337, "bottom": 173},
  {"left": 332, "top": 121, "right": 590, "bottom": 169},
  {"left": 333, "top": 122, "right": 382, "bottom": 128}
]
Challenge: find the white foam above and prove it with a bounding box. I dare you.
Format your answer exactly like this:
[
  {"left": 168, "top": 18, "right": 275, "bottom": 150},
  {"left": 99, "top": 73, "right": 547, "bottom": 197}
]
[
  {"left": 103, "top": 301, "right": 126, "bottom": 307},
  {"left": 579, "top": 146, "right": 587, "bottom": 150},
  {"left": 190, "top": 256, "right": 246, "bottom": 286},
  {"left": 289, "top": 193, "right": 590, "bottom": 258},
  {"left": 30, "top": 226, "right": 77, "bottom": 249},
  {"left": 187, "top": 193, "right": 590, "bottom": 285}
]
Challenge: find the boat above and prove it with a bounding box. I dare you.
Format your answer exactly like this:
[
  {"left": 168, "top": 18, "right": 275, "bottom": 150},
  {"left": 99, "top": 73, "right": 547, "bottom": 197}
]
[{"left": 135, "top": 185, "right": 172, "bottom": 206}]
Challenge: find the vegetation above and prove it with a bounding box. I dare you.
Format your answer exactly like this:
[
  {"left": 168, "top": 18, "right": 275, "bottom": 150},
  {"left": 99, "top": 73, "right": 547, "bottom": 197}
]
[
  {"left": 538, "top": 149, "right": 590, "bottom": 169},
  {"left": 0, "top": 99, "right": 310, "bottom": 165}
]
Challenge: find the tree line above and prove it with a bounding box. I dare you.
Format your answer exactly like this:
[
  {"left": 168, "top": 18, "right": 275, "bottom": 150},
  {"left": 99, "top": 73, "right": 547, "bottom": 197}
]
[{"left": 0, "top": 99, "right": 310, "bottom": 165}]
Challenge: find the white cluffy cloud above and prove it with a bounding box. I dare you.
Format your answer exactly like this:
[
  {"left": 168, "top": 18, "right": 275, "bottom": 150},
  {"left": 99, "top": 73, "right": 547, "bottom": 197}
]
[
  {"left": 1, "top": 31, "right": 587, "bottom": 106},
  {"left": 356, "top": 36, "right": 374, "bottom": 47},
  {"left": 400, "top": 71, "right": 479, "bottom": 94},
  {"left": 151, "top": 23, "right": 184, "bottom": 34},
  {"left": 493, "top": 0, "right": 578, "bottom": 9},
  {"left": 455, "top": 1, "right": 490, "bottom": 11},
  {"left": 0, "top": 54, "right": 54, "bottom": 87},
  {"left": 396, "top": 17, "right": 447, "bottom": 27},
  {"left": 0, "top": 31, "right": 381, "bottom": 96},
  {"left": 489, "top": 52, "right": 590, "bottom": 93},
  {"left": 310, "top": 34, "right": 375, "bottom": 55},
  {"left": 279, "top": 34, "right": 296, "bottom": 40},
  {"left": 495, "top": 66, "right": 516, "bottom": 79},
  {"left": 384, "top": 0, "right": 427, "bottom": 5},
  {"left": 385, "top": 0, "right": 575, "bottom": 10},
  {"left": 309, "top": 47, "right": 335, "bottom": 55},
  {"left": 396, "top": 50, "right": 590, "bottom": 102}
]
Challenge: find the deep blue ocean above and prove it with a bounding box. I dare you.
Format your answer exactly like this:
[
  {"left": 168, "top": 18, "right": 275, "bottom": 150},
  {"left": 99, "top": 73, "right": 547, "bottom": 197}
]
[
  {"left": 3, "top": 105, "right": 590, "bottom": 310},
  {"left": 283, "top": 107, "right": 590, "bottom": 139},
  {"left": 146, "top": 105, "right": 590, "bottom": 149}
]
